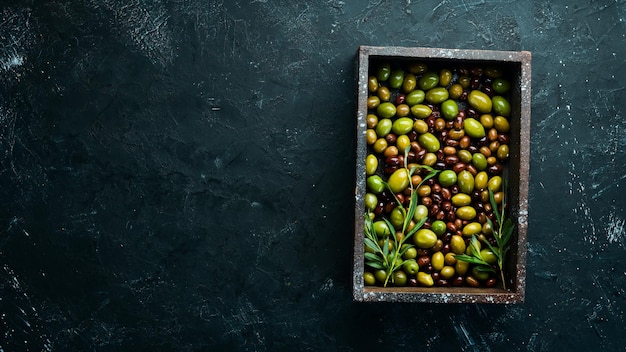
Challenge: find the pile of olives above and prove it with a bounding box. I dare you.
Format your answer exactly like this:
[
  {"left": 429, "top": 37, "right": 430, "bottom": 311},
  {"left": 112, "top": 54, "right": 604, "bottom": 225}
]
[{"left": 363, "top": 61, "right": 514, "bottom": 288}]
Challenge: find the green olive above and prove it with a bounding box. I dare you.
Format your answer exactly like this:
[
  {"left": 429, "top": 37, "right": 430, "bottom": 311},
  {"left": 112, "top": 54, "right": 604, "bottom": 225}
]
[
  {"left": 479, "top": 114, "right": 494, "bottom": 129},
  {"left": 367, "top": 96, "right": 380, "bottom": 109},
  {"left": 414, "top": 229, "right": 437, "bottom": 249},
  {"left": 440, "top": 266, "right": 456, "bottom": 279},
  {"left": 392, "top": 270, "right": 407, "bottom": 287},
  {"left": 403, "top": 246, "right": 418, "bottom": 260},
  {"left": 408, "top": 62, "right": 428, "bottom": 75},
  {"left": 492, "top": 78, "right": 511, "bottom": 94},
  {"left": 457, "top": 170, "right": 475, "bottom": 194},
  {"left": 366, "top": 154, "right": 378, "bottom": 175},
  {"left": 389, "top": 69, "right": 405, "bottom": 89},
  {"left": 463, "top": 118, "right": 486, "bottom": 138},
  {"left": 392, "top": 117, "right": 414, "bottom": 135},
  {"left": 468, "top": 90, "right": 492, "bottom": 113},
  {"left": 462, "top": 222, "right": 482, "bottom": 237},
  {"left": 422, "top": 152, "right": 437, "bottom": 166},
  {"left": 425, "top": 87, "right": 449, "bottom": 104},
  {"left": 413, "top": 204, "right": 429, "bottom": 222},
  {"left": 388, "top": 168, "right": 410, "bottom": 193},
  {"left": 418, "top": 132, "right": 440, "bottom": 153},
  {"left": 493, "top": 116, "right": 511, "bottom": 133},
  {"left": 492, "top": 96, "right": 511, "bottom": 117},
  {"left": 417, "top": 272, "right": 434, "bottom": 287},
  {"left": 448, "top": 83, "right": 463, "bottom": 99},
  {"left": 377, "top": 102, "right": 396, "bottom": 119},
  {"left": 411, "top": 104, "right": 432, "bottom": 119},
  {"left": 431, "top": 251, "right": 444, "bottom": 271},
  {"left": 366, "top": 175, "right": 385, "bottom": 194},
  {"left": 373, "top": 220, "right": 391, "bottom": 238},
  {"left": 487, "top": 175, "right": 503, "bottom": 193},
  {"left": 365, "top": 193, "right": 377, "bottom": 211},
  {"left": 456, "top": 206, "right": 477, "bottom": 220},
  {"left": 438, "top": 170, "right": 457, "bottom": 187},
  {"left": 405, "top": 89, "right": 425, "bottom": 106},
  {"left": 402, "top": 258, "right": 419, "bottom": 275},
  {"left": 375, "top": 118, "right": 392, "bottom": 137},
  {"left": 441, "top": 99, "right": 459, "bottom": 121},
  {"left": 485, "top": 67, "right": 503, "bottom": 78},
  {"left": 413, "top": 120, "right": 429, "bottom": 134},
  {"left": 374, "top": 269, "right": 387, "bottom": 283},
  {"left": 372, "top": 138, "right": 387, "bottom": 154},
  {"left": 376, "top": 63, "right": 391, "bottom": 82},
  {"left": 472, "top": 267, "right": 490, "bottom": 281},
  {"left": 364, "top": 271, "right": 376, "bottom": 286},
  {"left": 439, "top": 68, "right": 452, "bottom": 87},
  {"left": 455, "top": 260, "right": 469, "bottom": 276},
  {"left": 431, "top": 220, "right": 446, "bottom": 236},
  {"left": 402, "top": 73, "right": 417, "bottom": 93},
  {"left": 480, "top": 248, "right": 498, "bottom": 264},
  {"left": 390, "top": 206, "right": 405, "bottom": 229},
  {"left": 418, "top": 71, "right": 439, "bottom": 90},
  {"left": 474, "top": 171, "right": 489, "bottom": 190},
  {"left": 472, "top": 152, "right": 488, "bottom": 171},
  {"left": 451, "top": 193, "right": 472, "bottom": 207},
  {"left": 450, "top": 235, "right": 466, "bottom": 255},
  {"left": 366, "top": 129, "right": 377, "bottom": 145}
]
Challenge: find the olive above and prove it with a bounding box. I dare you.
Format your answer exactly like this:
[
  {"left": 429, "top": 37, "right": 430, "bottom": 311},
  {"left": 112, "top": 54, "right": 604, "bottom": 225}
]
[
  {"left": 451, "top": 193, "right": 472, "bottom": 207},
  {"left": 484, "top": 67, "right": 503, "bottom": 78},
  {"left": 492, "top": 78, "right": 511, "bottom": 94},
  {"left": 441, "top": 99, "right": 459, "bottom": 121},
  {"left": 402, "top": 259, "right": 419, "bottom": 276},
  {"left": 487, "top": 175, "right": 503, "bottom": 192},
  {"left": 367, "top": 96, "right": 380, "bottom": 109},
  {"left": 465, "top": 275, "right": 480, "bottom": 287},
  {"left": 373, "top": 220, "right": 391, "bottom": 237},
  {"left": 448, "top": 83, "right": 463, "bottom": 99},
  {"left": 455, "top": 260, "right": 470, "bottom": 276},
  {"left": 418, "top": 132, "right": 440, "bottom": 153},
  {"left": 366, "top": 154, "right": 378, "bottom": 175},
  {"left": 462, "top": 222, "right": 482, "bottom": 237},
  {"left": 438, "top": 170, "right": 457, "bottom": 187},
  {"left": 413, "top": 204, "right": 429, "bottom": 222},
  {"left": 402, "top": 73, "right": 417, "bottom": 93},
  {"left": 456, "top": 206, "right": 477, "bottom": 220},
  {"left": 376, "top": 63, "right": 391, "bottom": 82},
  {"left": 410, "top": 104, "right": 432, "bottom": 119},
  {"left": 450, "top": 235, "right": 466, "bottom": 255},
  {"left": 388, "top": 168, "right": 410, "bottom": 193},
  {"left": 415, "top": 229, "right": 438, "bottom": 249},
  {"left": 366, "top": 114, "right": 378, "bottom": 129},
  {"left": 458, "top": 75, "right": 470, "bottom": 88},
  {"left": 388, "top": 69, "right": 405, "bottom": 89},
  {"left": 417, "top": 272, "right": 434, "bottom": 287},
  {"left": 366, "top": 175, "right": 385, "bottom": 194},
  {"left": 497, "top": 144, "right": 509, "bottom": 160},
  {"left": 472, "top": 152, "right": 488, "bottom": 171},
  {"left": 425, "top": 87, "right": 449, "bottom": 104},
  {"left": 493, "top": 116, "right": 510, "bottom": 133},
  {"left": 372, "top": 138, "right": 388, "bottom": 154},
  {"left": 366, "top": 129, "right": 377, "bottom": 145},
  {"left": 365, "top": 193, "right": 378, "bottom": 211},
  {"left": 457, "top": 170, "right": 475, "bottom": 194},
  {"left": 403, "top": 246, "right": 418, "bottom": 260},
  {"left": 463, "top": 118, "right": 486, "bottom": 138},
  {"left": 377, "top": 86, "right": 391, "bottom": 101},
  {"left": 374, "top": 269, "right": 387, "bottom": 283},
  {"left": 396, "top": 135, "right": 411, "bottom": 152},
  {"left": 393, "top": 270, "right": 408, "bottom": 286},
  {"left": 405, "top": 90, "right": 425, "bottom": 106},
  {"left": 492, "top": 96, "right": 511, "bottom": 117},
  {"left": 418, "top": 71, "right": 439, "bottom": 90},
  {"left": 474, "top": 171, "right": 489, "bottom": 190},
  {"left": 368, "top": 76, "right": 378, "bottom": 93},
  {"left": 468, "top": 90, "right": 492, "bottom": 113},
  {"left": 392, "top": 117, "right": 414, "bottom": 135},
  {"left": 377, "top": 102, "right": 396, "bottom": 119},
  {"left": 458, "top": 150, "right": 472, "bottom": 163},
  {"left": 375, "top": 118, "right": 392, "bottom": 137},
  {"left": 471, "top": 267, "right": 490, "bottom": 281},
  {"left": 479, "top": 114, "right": 494, "bottom": 129},
  {"left": 480, "top": 248, "right": 498, "bottom": 264},
  {"left": 408, "top": 62, "right": 428, "bottom": 75},
  {"left": 364, "top": 271, "right": 376, "bottom": 285},
  {"left": 390, "top": 206, "right": 405, "bottom": 229},
  {"left": 431, "top": 220, "right": 446, "bottom": 236},
  {"left": 444, "top": 252, "right": 457, "bottom": 266},
  {"left": 439, "top": 68, "right": 453, "bottom": 87},
  {"left": 422, "top": 152, "right": 437, "bottom": 166},
  {"left": 431, "top": 251, "right": 445, "bottom": 271},
  {"left": 440, "top": 266, "right": 456, "bottom": 279}
]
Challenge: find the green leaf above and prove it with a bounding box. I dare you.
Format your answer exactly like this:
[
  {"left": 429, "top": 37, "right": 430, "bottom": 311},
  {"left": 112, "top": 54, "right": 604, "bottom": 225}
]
[
  {"left": 404, "top": 190, "right": 419, "bottom": 233},
  {"left": 474, "top": 264, "right": 496, "bottom": 273},
  {"left": 364, "top": 237, "right": 381, "bottom": 253},
  {"left": 470, "top": 236, "right": 482, "bottom": 257},
  {"left": 453, "top": 254, "right": 489, "bottom": 266},
  {"left": 364, "top": 252, "right": 383, "bottom": 263},
  {"left": 366, "top": 261, "right": 385, "bottom": 270},
  {"left": 488, "top": 189, "right": 502, "bottom": 225},
  {"left": 405, "top": 216, "right": 427, "bottom": 240},
  {"left": 382, "top": 237, "right": 389, "bottom": 259},
  {"left": 398, "top": 243, "right": 413, "bottom": 257}
]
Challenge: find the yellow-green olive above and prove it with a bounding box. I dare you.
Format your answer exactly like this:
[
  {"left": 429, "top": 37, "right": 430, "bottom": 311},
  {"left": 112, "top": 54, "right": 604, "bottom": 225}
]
[
  {"left": 367, "top": 96, "right": 380, "bottom": 109},
  {"left": 368, "top": 76, "right": 378, "bottom": 93},
  {"left": 431, "top": 251, "right": 445, "bottom": 271},
  {"left": 497, "top": 144, "right": 509, "bottom": 160},
  {"left": 366, "top": 175, "right": 385, "bottom": 194},
  {"left": 474, "top": 171, "right": 489, "bottom": 190},
  {"left": 450, "top": 235, "right": 466, "bottom": 255},
  {"left": 440, "top": 266, "right": 456, "bottom": 279},
  {"left": 417, "top": 272, "right": 434, "bottom": 287},
  {"left": 396, "top": 135, "right": 411, "bottom": 152},
  {"left": 492, "top": 78, "right": 511, "bottom": 94},
  {"left": 366, "top": 129, "right": 377, "bottom": 145},
  {"left": 471, "top": 267, "right": 490, "bottom": 281},
  {"left": 457, "top": 170, "right": 475, "bottom": 194},
  {"left": 390, "top": 206, "right": 405, "bottom": 229},
  {"left": 425, "top": 87, "right": 449, "bottom": 104},
  {"left": 462, "top": 222, "right": 482, "bottom": 237},
  {"left": 366, "top": 154, "right": 378, "bottom": 175},
  {"left": 413, "top": 204, "right": 429, "bottom": 222},
  {"left": 377, "top": 86, "right": 391, "bottom": 102},
  {"left": 455, "top": 260, "right": 470, "bottom": 276},
  {"left": 366, "top": 114, "right": 378, "bottom": 129},
  {"left": 463, "top": 117, "right": 486, "bottom": 138},
  {"left": 468, "top": 90, "right": 492, "bottom": 113},
  {"left": 418, "top": 132, "right": 441, "bottom": 153},
  {"left": 456, "top": 206, "right": 477, "bottom": 220},
  {"left": 364, "top": 193, "right": 377, "bottom": 211},
  {"left": 479, "top": 114, "right": 494, "bottom": 129},
  {"left": 375, "top": 118, "right": 392, "bottom": 137},
  {"left": 373, "top": 220, "right": 391, "bottom": 237},
  {"left": 480, "top": 248, "right": 498, "bottom": 264},
  {"left": 389, "top": 69, "right": 405, "bottom": 89},
  {"left": 388, "top": 168, "right": 410, "bottom": 193},
  {"left": 439, "top": 68, "right": 452, "bottom": 87},
  {"left": 451, "top": 193, "right": 472, "bottom": 207},
  {"left": 392, "top": 117, "right": 414, "bottom": 135},
  {"left": 376, "top": 63, "right": 391, "bottom": 81},
  {"left": 405, "top": 89, "right": 425, "bottom": 106},
  {"left": 441, "top": 99, "right": 459, "bottom": 120},
  {"left": 377, "top": 102, "right": 396, "bottom": 119},
  {"left": 487, "top": 175, "right": 503, "bottom": 193},
  {"left": 411, "top": 104, "right": 432, "bottom": 119},
  {"left": 458, "top": 149, "right": 472, "bottom": 163},
  {"left": 472, "top": 152, "right": 488, "bottom": 170},
  {"left": 422, "top": 152, "right": 437, "bottom": 166},
  {"left": 364, "top": 271, "right": 376, "bottom": 285},
  {"left": 448, "top": 83, "right": 463, "bottom": 99},
  {"left": 413, "top": 119, "right": 429, "bottom": 134},
  {"left": 414, "top": 229, "right": 438, "bottom": 249},
  {"left": 408, "top": 62, "right": 428, "bottom": 75},
  {"left": 372, "top": 138, "right": 387, "bottom": 154},
  {"left": 493, "top": 116, "right": 510, "bottom": 133},
  {"left": 402, "top": 73, "right": 417, "bottom": 93},
  {"left": 418, "top": 71, "right": 439, "bottom": 90}
]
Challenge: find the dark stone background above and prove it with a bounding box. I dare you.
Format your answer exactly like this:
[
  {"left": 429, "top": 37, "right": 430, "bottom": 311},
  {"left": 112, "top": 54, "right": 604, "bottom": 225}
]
[{"left": 1, "top": 0, "right": 624, "bottom": 351}]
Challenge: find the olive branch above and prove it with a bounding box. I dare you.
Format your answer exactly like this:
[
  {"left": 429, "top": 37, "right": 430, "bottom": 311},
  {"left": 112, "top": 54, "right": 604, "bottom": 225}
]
[
  {"left": 364, "top": 147, "right": 440, "bottom": 287},
  {"left": 454, "top": 183, "right": 514, "bottom": 290}
]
